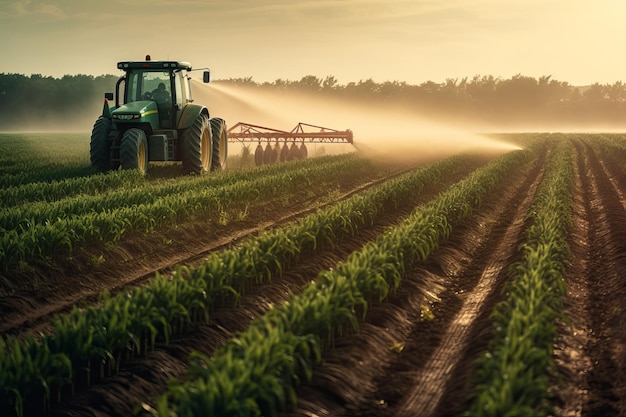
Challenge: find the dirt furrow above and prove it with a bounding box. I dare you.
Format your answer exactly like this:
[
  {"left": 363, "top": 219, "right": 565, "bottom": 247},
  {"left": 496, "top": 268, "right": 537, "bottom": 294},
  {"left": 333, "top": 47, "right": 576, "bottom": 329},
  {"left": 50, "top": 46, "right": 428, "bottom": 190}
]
[
  {"left": 393, "top": 183, "right": 535, "bottom": 417},
  {"left": 552, "top": 142, "right": 594, "bottom": 417},
  {"left": 47, "top": 159, "right": 488, "bottom": 417},
  {"left": 555, "top": 141, "right": 626, "bottom": 416},
  {"left": 1, "top": 164, "right": 417, "bottom": 338},
  {"left": 283, "top": 147, "right": 546, "bottom": 417}
]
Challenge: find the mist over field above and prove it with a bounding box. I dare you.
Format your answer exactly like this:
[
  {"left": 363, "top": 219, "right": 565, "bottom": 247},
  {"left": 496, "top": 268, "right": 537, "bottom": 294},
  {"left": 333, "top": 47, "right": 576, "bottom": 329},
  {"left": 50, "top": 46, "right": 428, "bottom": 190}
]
[
  {"left": 2, "top": 72, "right": 626, "bottom": 137},
  {"left": 194, "top": 81, "right": 521, "bottom": 161}
]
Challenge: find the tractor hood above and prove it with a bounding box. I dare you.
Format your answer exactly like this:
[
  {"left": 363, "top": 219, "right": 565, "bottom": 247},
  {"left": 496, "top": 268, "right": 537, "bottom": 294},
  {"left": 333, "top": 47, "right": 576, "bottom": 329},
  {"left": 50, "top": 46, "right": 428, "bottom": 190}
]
[{"left": 112, "top": 101, "right": 158, "bottom": 121}]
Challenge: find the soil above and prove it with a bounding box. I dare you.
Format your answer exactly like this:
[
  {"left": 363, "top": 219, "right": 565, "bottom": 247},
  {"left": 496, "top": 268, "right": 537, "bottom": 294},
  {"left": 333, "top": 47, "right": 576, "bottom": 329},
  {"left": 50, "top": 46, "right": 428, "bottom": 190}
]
[{"left": 4, "top": 140, "right": 626, "bottom": 417}]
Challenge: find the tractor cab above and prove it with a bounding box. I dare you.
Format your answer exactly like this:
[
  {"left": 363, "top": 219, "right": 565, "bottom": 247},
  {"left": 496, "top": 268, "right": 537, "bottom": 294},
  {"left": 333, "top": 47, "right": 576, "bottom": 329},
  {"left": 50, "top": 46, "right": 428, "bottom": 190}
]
[
  {"left": 127, "top": 70, "right": 173, "bottom": 127},
  {"left": 112, "top": 57, "right": 198, "bottom": 131}
]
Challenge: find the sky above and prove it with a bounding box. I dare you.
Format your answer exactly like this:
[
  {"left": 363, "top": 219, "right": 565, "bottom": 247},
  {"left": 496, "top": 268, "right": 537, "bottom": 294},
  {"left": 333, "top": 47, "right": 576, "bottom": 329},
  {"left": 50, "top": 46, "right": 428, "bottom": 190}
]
[{"left": 1, "top": 0, "right": 625, "bottom": 86}]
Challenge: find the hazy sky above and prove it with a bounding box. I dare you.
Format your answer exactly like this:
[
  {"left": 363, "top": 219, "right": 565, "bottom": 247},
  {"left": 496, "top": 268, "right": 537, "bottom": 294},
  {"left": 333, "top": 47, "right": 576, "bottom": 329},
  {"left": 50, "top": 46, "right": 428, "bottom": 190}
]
[{"left": 1, "top": 0, "right": 624, "bottom": 85}]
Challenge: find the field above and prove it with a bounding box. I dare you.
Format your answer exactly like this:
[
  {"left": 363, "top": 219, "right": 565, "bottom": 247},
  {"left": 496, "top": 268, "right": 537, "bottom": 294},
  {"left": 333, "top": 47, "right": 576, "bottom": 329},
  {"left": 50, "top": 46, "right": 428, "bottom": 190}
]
[{"left": 1, "top": 132, "right": 626, "bottom": 417}]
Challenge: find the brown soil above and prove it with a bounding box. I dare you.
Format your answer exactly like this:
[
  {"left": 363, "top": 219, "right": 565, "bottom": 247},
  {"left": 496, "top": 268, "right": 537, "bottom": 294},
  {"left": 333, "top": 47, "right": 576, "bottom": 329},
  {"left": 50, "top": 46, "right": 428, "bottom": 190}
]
[
  {"left": 5, "top": 139, "right": 626, "bottom": 417},
  {"left": 283, "top": 140, "right": 545, "bottom": 417},
  {"left": 0, "top": 159, "right": 408, "bottom": 336},
  {"left": 281, "top": 140, "right": 626, "bottom": 417},
  {"left": 553, "top": 141, "right": 626, "bottom": 417},
  {"left": 47, "top": 157, "right": 485, "bottom": 417}
]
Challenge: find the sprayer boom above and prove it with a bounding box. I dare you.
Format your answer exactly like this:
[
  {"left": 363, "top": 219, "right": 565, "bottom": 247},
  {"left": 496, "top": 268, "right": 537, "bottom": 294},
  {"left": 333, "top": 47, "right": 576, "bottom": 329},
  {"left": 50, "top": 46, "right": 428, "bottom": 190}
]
[{"left": 228, "top": 122, "right": 353, "bottom": 144}]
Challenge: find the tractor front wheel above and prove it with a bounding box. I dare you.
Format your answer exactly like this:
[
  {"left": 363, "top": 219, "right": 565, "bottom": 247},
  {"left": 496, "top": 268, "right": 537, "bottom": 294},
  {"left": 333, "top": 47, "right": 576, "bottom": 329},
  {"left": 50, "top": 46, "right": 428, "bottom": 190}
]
[
  {"left": 90, "top": 117, "right": 112, "bottom": 173},
  {"left": 120, "top": 128, "right": 148, "bottom": 175},
  {"left": 182, "top": 115, "right": 211, "bottom": 174},
  {"left": 210, "top": 117, "right": 228, "bottom": 171}
]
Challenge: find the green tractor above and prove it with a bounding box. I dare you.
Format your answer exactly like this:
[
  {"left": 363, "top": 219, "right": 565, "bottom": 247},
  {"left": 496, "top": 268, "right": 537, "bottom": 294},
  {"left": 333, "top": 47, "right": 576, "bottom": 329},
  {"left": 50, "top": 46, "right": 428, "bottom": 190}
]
[{"left": 90, "top": 55, "right": 227, "bottom": 175}]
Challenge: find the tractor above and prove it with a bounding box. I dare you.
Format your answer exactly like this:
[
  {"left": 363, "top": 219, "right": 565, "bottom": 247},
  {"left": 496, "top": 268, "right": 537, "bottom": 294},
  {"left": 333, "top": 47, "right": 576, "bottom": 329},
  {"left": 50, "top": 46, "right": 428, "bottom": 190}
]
[{"left": 90, "top": 55, "right": 227, "bottom": 175}]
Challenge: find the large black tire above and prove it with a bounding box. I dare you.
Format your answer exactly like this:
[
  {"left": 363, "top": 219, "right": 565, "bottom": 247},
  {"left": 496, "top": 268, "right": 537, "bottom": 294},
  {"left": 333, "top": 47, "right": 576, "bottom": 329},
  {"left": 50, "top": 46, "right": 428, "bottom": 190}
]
[
  {"left": 209, "top": 117, "right": 228, "bottom": 171},
  {"left": 120, "top": 128, "right": 148, "bottom": 175},
  {"left": 90, "top": 117, "right": 112, "bottom": 172},
  {"left": 182, "top": 114, "right": 211, "bottom": 174},
  {"left": 109, "top": 131, "right": 121, "bottom": 171}
]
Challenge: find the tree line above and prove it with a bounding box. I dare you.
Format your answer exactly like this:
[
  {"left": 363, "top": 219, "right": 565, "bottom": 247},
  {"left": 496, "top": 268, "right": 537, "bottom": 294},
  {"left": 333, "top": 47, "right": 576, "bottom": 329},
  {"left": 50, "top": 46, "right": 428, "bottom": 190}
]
[
  {"left": 0, "top": 73, "right": 119, "bottom": 131},
  {"left": 1, "top": 72, "right": 625, "bottom": 131},
  {"left": 219, "top": 74, "right": 626, "bottom": 129}
]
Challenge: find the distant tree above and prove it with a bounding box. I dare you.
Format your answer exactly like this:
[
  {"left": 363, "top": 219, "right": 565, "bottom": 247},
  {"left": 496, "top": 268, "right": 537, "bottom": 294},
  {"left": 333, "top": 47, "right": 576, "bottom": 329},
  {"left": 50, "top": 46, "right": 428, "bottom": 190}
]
[
  {"left": 294, "top": 75, "right": 323, "bottom": 91},
  {"left": 322, "top": 75, "right": 338, "bottom": 91},
  {"left": 1, "top": 72, "right": 626, "bottom": 131}
]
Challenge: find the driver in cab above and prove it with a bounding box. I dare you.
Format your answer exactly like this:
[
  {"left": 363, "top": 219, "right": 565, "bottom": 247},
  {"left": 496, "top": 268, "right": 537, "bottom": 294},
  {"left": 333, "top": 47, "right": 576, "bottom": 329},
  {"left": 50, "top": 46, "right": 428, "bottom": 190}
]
[{"left": 149, "top": 82, "right": 170, "bottom": 104}]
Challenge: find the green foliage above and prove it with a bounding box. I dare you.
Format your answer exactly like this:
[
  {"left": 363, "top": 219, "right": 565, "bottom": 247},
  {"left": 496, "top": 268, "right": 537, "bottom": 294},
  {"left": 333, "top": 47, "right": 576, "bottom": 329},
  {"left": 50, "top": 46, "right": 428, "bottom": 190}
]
[
  {"left": 0, "top": 152, "right": 483, "bottom": 416},
  {"left": 0, "top": 152, "right": 374, "bottom": 273},
  {"left": 467, "top": 139, "right": 573, "bottom": 416},
  {"left": 153, "top": 149, "right": 533, "bottom": 417},
  {"left": 0, "top": 133, "right": 92, "bottom": 187}
]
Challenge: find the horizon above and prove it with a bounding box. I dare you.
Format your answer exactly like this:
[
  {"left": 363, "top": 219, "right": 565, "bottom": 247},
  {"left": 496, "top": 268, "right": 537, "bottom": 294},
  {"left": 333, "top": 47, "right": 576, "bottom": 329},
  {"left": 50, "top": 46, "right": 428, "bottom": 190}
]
[{"left": 0, "top": 71, "right": 619, "bottom": 89}]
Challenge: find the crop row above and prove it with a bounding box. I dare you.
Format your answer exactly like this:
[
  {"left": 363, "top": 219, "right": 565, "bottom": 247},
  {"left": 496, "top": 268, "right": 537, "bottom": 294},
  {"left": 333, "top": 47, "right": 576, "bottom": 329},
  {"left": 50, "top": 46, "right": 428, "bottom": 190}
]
[
  {"left": 585, "top": 133, "right": 626, "bottom": 173},
  {"left": 0, "top": 169, "right": 145, "bottom": 208},
  {"left": 0, "top": 153, "right": 368, "bottom": 231},
  {"left": 467, "top": 139, "right": 573, "bottom": 416},
  {"left": 0, "top": 133, "right": 92, "bottom": 188},
  {"left": 0, "top": 154, "right": 372, "bottom": 274},
  {"left": 0, "top": 147, "right": 373, "bottom": 209},
  {"left": 0, "top": 152, "right": 483, "bottom": 417},
  {"left": 150, "top": 149, "right": 533, "bottom": 417}
]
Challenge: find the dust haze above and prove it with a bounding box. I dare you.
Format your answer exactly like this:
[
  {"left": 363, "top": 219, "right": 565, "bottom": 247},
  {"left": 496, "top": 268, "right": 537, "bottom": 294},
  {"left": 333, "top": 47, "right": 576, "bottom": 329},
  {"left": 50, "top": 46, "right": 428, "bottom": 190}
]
[{"left": 192, "top": 81, "right": 521, "bottom": 163}]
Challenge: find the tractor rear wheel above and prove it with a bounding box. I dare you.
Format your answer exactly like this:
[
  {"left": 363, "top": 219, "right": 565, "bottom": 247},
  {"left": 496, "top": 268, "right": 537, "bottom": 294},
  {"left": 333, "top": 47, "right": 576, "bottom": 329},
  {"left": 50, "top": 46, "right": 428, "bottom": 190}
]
[
  {"left": 120, "top": 128, "right": 148, "bottom": 175},
  {"left": 210, "top": 118, "right": 228, "bottom": 171},
  {"left": 182, "top": 114, "right": 211, "bottom": 174},
  {"left": 90, "top": 117, "right": 112, "bottom": 172}
]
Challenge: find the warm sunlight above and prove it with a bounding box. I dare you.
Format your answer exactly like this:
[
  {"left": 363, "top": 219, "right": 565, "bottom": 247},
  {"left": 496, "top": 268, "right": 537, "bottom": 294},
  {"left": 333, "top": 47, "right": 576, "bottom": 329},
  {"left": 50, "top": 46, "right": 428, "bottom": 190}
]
[{"left": 1, "top": 0, "right": 625, "bottom": 85}]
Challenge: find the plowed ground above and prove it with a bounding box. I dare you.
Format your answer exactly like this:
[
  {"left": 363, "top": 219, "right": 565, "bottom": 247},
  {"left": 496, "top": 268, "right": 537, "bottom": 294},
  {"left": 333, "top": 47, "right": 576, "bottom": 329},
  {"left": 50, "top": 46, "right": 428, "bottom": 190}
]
[{"left": 5, "top": 137, "right": 626, "bottom": 417}]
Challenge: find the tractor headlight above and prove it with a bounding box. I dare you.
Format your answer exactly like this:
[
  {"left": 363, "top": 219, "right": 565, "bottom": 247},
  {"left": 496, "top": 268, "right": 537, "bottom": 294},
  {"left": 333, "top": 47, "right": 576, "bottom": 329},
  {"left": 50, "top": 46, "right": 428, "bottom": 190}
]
[{"left": 114, "top": 114, "right": 139, "bottom": 120}]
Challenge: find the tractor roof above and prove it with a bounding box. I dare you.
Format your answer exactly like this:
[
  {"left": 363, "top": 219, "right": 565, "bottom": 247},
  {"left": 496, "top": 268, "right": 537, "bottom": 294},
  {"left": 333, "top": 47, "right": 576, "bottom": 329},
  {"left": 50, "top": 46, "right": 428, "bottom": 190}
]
[{"left": 117, "top": 60, "right": 193, "bottom": 71}]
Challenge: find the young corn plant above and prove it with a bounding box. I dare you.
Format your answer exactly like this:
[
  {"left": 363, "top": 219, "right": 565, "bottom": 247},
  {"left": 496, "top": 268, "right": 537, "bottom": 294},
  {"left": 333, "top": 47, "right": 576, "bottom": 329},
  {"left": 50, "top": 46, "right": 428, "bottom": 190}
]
[
  {"left": 0, "top": 155, "right": 373, "bottom": 272},
  {"left": 153, "top": 149, "right": 534, "bottom": 417},
  {"left": 467, "top": 139, "right": 573, "bottom": 416},
  {"left": 0, "top": 153, "right": 478, "bottom": 416}
]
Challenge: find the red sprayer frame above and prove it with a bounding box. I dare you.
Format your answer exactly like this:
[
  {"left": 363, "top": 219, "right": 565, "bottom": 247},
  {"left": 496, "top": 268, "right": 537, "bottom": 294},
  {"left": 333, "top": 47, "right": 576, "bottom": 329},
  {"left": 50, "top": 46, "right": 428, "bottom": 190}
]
[{"left": 228, "top": 122, "right": 353, "bottom": 144}]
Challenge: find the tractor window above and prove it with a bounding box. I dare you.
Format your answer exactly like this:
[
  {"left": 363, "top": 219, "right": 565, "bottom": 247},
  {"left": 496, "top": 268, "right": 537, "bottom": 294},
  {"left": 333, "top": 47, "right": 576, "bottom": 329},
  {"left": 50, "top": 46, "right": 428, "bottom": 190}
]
[
  {"left": 125, "top": 71, "right": 171, "bottom": 103},
  {"left": 174, "top": 71, "right": 185, "bottom": 106},
  {"left": 126, "top": 72, "right": 141, "bottom": 103}
]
